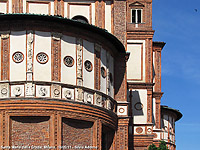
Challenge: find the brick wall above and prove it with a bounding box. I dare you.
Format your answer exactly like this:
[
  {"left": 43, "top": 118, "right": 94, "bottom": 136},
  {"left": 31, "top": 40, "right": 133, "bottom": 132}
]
[
  {"left": 62, "top": 118, "right": 93, "bottom": 147},
  {"left": 114, "top": 0, "right": 126, "bottom": 46},
  {"left": 11, "top": 116, "right": 50, "bottom": 146}
]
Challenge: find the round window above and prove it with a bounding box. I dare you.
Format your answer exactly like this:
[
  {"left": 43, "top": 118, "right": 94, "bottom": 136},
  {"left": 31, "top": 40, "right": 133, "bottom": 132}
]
[
  {"left": 63, "top": 56, "right": 74, "bottom": 67},
  {"left": 36, "top": 52, "right": 49, "bottom": 64},
  {"left": 101, "top": 67, "right": 106, "bottom": 78},
  {"left": 134, "top": 102, "right": 143, "bottom": 110},
  {"left": 84, "top": 60, "right": 93, "bottom": 72},
  {"left": 12, "top": 51, "right": 24, "bottom": 63}
]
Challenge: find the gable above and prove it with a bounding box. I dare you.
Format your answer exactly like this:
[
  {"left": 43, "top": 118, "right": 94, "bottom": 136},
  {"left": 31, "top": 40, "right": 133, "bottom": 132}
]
[{"left": 129, "top": 1, "right": 145, "bottom": 8}]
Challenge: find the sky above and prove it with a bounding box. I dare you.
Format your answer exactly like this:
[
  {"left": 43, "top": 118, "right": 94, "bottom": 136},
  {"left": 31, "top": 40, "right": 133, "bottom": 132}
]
[{"left": 152, "top": 0, "right": 200, "bottom": 149}]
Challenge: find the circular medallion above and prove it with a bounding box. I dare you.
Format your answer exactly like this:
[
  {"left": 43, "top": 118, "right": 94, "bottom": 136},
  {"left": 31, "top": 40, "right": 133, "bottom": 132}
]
[
  {"left": 153, "top": 133, "right": 157, "bottom": 138},
  {"left": 36, "top": 52, "right": 49, "bottom": 64},
  {"left": 63, "top": 56, "right": 74, "bottom": 67},
  {"left": 1, "top": 88, "right": 7, "bottom": 95},
  {"left": 84, "top": 60, "right": 93, "bottom": 72},
  {"left": 136, "top": 127, "right": 143, "bottom": 134},
  {"left": 101, "top": 67, "right": 106, "bottom": 78},
  {"left": 119, "top": 108, "right": 125, "bottom": 113},
  {"left": 13, "top": 87, "right": 22, "bottom": 96},
  {"left": 147, "top": 128, "right": 152, "bottom": 133},
  {"left": 12, "top": 51, "right": 24, "bottom": 63},
  {"left": 39, "top": 87, "right": 47, "bottom": 96},
  {"left": 64, "top": 90, "right": 72, "bottom": 99},
  {"left": 54, "top": 89, "right": 60, "bottom": 97},
  {"left": 134, "top": 102, "right": 143, "bottom": 110}
]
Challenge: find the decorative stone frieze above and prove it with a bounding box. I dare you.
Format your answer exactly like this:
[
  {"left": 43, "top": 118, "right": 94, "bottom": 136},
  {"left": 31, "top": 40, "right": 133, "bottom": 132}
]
[
  {"left": 25, "top": 83, "right": 35, "bottom": 97},
  {"left": 106, "top": 99, "right": 112, "bottom": 110},
  {"left": 94, "top": 93, "right": 102, "bottom": 107},
  {"left": 11, "top": 85, "right": 24, "bottom": 97},
  {"left": 62, "top": 88, "right": 74, "bottom": 100},
  {"left": 39, "top": 87, "right": 47, "bottom": 96},
  {"left": 84, "top": 92, "right": 93, "bottom": 104},
  {"left": 36, "top": 85, "right": 50, "bottom": 97},
  {"left": 51, "top": 84, "right": 61, "bottom": 98},
  {"left": 76, "top": 88, "right": 84, "bottom": 102},
  {"left": 0, "top": 83, "right": 9, "bottom": 98}
]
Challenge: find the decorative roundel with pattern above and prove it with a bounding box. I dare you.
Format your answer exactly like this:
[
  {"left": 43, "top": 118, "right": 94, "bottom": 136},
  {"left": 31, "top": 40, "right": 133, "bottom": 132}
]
[
  {"left": 36, "top": 52, "right": 48, "bottom": 64},
  {"left": 63, "top": 56, "right": 74, "bottom": 67},
  {"left": 147, "top": 128, "right": 152, "bottom": 133},
  {"left": 53, "top": 89, "right": 60, "bottom": 97},
  {"left": 1, "top": 88, "right": 7, "bottom": 95},
  {"left": 119, "top": 108, "right": 125, "bottom": 113},
  {"left": 153, "top": 133, "right": 157, "bottom": 138},
  {"left": 134, "top": 102, "right": 143, "bottom": 110},
  {"left": 84, "top": 60, "right": 93, "bottom": 72},
  {"left": 12, "top": 51, "right": 24, "bottom": 63},
  {"left": 101, "top": 67, "right": 106, "bottom": 78},
  {"left": 136, "top": 127, "right": 143, "bottom": 134}
]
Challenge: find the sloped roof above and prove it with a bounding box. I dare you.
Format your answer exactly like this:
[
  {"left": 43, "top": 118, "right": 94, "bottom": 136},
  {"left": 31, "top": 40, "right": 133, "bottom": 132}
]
[{"left": 161, "top": 105, "right": 183, "bottom": 121}]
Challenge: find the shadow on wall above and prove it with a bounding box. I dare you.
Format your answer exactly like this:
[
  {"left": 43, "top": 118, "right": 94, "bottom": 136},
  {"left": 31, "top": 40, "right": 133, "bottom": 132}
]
[{"left": 132, "top": 90, "right": 144, "bottom": 116}]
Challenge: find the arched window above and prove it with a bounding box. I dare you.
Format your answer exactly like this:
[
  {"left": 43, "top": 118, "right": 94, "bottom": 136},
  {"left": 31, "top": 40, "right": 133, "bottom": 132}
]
[{"left": 72, "top": 15, "right": 89, "bottom": 24}]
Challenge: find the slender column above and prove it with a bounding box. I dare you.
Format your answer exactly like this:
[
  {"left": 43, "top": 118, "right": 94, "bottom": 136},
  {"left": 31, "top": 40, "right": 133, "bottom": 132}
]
[
  {"left": 145, "top": 38, "right": 153, "bottom": 83},
  {"left": 94, "top": 44, "right": 101, "bottom": 90},
  {"left": 155, "top": 98, "right": 161, "bottom": 129},
  {"left": 1, "top": 33, "right": 9, "bottom": 81},
  {"left": 147, "top": 88, "right": 153, "bottom": 123},
  {"left": 51, "top": 32, "right": 62, "bottom": 82}
]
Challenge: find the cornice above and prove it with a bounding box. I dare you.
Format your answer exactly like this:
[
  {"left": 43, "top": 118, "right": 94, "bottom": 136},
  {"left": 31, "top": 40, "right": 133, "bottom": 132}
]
[
  {"left": 128, "top": 82, "right": 154, "bottom": 89},
  {"left": 153, "top": 92, "right": 164, "bottom": 99},
  {"left": 127, "top": 30, "right": 155, "bottom": 39},
  {"left": 153, "top": 41, "right": 166, "bottom": 51},
  {"left": 161, "top": 105, "right": 182, "bottom": 121}
]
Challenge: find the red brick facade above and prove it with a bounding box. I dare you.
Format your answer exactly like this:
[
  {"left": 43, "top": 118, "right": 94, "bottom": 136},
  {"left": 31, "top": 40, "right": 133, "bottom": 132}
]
[{"left": 0, "top": 0, "right": 182, "bottom": 149}]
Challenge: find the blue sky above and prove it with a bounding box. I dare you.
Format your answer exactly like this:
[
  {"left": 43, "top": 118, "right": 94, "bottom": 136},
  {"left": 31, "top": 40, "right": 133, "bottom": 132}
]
[{"left": 152, "top": 0, "right": 200, "bottom": 149}]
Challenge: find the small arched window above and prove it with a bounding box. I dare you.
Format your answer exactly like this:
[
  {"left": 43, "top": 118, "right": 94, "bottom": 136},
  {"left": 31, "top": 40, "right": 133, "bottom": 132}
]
[{"left": 72, "top": 15, "right": 89, "bottom": 24}]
